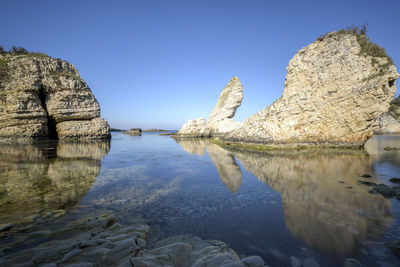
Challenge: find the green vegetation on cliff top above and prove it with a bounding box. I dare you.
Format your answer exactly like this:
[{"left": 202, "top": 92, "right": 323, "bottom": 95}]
[
  {"left": 0, "top": 45, "right": 50, "bottom": 58},
  {"left": 318, "top": 24, "right": 394, "bottom": 68}
]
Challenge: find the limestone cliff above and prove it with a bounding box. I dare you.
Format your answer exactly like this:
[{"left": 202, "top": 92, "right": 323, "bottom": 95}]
[
  {"left": 176, "top": 77, "right": 243, "bottom": 137},
  {"left": 0, "top": 51, "right": 110, "bottom": 141},
  {"left": 223, "top": 30, "right": 399, "bottom": 146}
]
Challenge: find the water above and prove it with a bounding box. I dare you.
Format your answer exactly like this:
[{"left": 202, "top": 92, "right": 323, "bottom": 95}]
[{"left": 1, "top": 132, "right": 400, "bottom": 266}]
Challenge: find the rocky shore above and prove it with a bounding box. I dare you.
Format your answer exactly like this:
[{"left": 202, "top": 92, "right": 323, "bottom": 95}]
[
  {"left": 0, "top": 50, "right": 110, "bottom": 142},
  {"left": 176, "top": 28, "right": 399, "bottom": 148},
  {"left": 0, "top": 215, "right": 265, "bottom": 267}
]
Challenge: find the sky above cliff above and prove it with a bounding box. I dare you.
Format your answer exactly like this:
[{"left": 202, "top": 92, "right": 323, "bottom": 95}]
[{"left": 1, "top": 0, "right": 400, "bottom": 129}]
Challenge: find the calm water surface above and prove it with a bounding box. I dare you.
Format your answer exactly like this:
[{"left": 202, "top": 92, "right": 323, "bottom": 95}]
[{"left": 1, "top": 132, "right": 400, "bottom": 266}]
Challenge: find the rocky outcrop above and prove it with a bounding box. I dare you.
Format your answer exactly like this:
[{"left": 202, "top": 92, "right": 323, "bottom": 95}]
[
  {"left": 218, "top": 30, "right": 398, "bottom": 147},
  {"left": 0, "top": 52, "right": 110, "bottom": 141},
  {"left": 124, "top": 128, "right": 142, "bottom": 135},
  {"left": 0, "top": 215, "right": 265, "bottom": 267},
  {"left": 176, "top": 77, "right": 243, "bottom": 137},
  {"left": 373, "top": 113, "right": 400, "bottom": 134}
]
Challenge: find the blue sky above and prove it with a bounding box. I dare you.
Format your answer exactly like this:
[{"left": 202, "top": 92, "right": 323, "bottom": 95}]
[{"left": 1, "top": 0, "right": 399, "bottom": 129}]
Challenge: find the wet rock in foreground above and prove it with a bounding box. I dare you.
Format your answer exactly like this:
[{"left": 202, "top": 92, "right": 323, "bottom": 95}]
[{"left": 0, "top": 215, "right": 265, "bottom": 267}]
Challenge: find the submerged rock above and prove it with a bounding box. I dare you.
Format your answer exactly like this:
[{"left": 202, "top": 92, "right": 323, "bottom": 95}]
[
  {"left": 221, "top": 30, "right": 399, "bottom": 147},
  {"left": 0, "top": 215, "right": 265, "bottom": 267},
  {"left": 0, "top": 52, "right": 110, "bottom": 141},
  {"left": 176, "top": 77, "right": 243, "bottom": 137}
]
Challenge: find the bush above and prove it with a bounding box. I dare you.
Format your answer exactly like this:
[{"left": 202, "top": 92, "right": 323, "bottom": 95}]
[
  {"left": 0, "top": 59, "right": 9, "bottom": 83},
  {"left": 10, "top": 46, "right": 29, "bottom": 54},
  {"left": 0, "top": 45, "right": 5, "bottom": 54}
]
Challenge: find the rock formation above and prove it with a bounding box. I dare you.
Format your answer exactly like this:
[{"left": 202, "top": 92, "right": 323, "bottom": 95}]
[
  {"left": 0, "top": 215, "right": 265, "bottom": 267},
  {"left": 176, "top": 76, "right": 243, "bottom": 137},
  {"left": 373, "top": 113, "right": 400, "bottom": 134},
  {"left": 0, "top": 51, "right": 110, "bottom": 141},
  {"left": 374, "top": 96, "right": 400, "bottom": 134},
  {"left": 221, "top": 30, "right": 399, "bottom": 147}
]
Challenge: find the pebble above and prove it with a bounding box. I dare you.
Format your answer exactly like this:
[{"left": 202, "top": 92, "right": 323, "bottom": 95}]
[
  {"left": 109, "top": 238, "right": 134, "bottom": 254},
  {"left": 136, "top": 237, "right": 146, "bottom": 248},
  {"left": 0, "top": 223, "right": 14, "bottom": 232},
  {"left": 60, "top": 248, "right": 82, "bottom": 263},
  {"left": 303, "top": 258, "right": 320, "bottom": 267},
  {"left": 343, "top": 258, "right": 363, "bottom": 267},
  {"left": 390, "top": 178, "right": 400, "bottom": 184},
  {"left": 290, "top": 256, "right": 301, "bottom": 267},
  {"left": 360, "top": 174, "right": 372, "bottom": 178}
]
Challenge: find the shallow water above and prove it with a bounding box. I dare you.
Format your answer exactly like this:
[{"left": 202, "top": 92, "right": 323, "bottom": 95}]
[{"left": 1, "top": 132, "right": 400, "bottom": 266}]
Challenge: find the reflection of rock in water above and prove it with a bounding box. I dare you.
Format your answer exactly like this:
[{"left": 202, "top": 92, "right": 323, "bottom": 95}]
[
  {"left": 207, "top": 144, "right": 241, "bottom": 193},
  {"left": 0, "top": 141, "right": 110, "bottom": 225},
  {"left": 174, "top": 138, "right": 242, "bottom": 193},
  {"left": 173, "top": 137, "right": 208, "bottom": 155},
  {"left": 365, "top": 135, "right": 400, "bottom": 166},
  {"left": 230, "top": 149, "right": 392, "bottom": 255}
]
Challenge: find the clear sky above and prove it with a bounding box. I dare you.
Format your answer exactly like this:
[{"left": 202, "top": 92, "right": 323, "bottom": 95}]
[{"left": 1, "top": 0, "right": 399, "bottom": 129}]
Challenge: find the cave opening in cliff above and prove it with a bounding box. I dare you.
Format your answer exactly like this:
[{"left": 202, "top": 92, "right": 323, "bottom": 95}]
[
  {"left": 39, "top": 85, "right": 58, "bottom": 139},
  {"left": 389, "top": 79, "right": 395, "bottom": 87}
]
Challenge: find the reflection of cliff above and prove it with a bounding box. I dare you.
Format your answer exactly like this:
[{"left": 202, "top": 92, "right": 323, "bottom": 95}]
[
  {"left": 231, "top": 149, "right": 392, "bottom": 255},
  {"left": 365, "top": 135, "right": 400, "bottom": 166},
  {"left": 173, "top": 138, "right": 241, "bottom": 193},
  {"left": 0, "top": 141, "right": 110, "bottom": 224}
]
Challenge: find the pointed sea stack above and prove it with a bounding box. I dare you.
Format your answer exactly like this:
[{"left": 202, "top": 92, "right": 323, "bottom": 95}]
[{"left": 176, "top": 76, "right": 243, "bottom": 137}]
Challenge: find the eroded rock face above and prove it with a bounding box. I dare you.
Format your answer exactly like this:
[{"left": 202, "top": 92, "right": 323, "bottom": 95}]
[
  {"left": 223, "top": 31, "right": 399, "bottom": 146},
  {"left": 0, "top": 53, "right": 110, "bottom": 141},
  {"left": 177, "top": 77, "right": 243, "bottom": 137},
  {"left": 373, "top": 113, "right": 400, "bottom": 134}
]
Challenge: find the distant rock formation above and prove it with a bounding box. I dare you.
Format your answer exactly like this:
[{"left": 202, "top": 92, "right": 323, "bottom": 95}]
[
  {"left": 373, "top": 113, "right": 400, "bottom": 134},
  {"left": 0, "top": 51, "right": 110, "bottom": 142},
  {"left": 374, "top": 96, "right": 400, "bottom": 134},
  {"left": 176, "top": 77, "right": 243, "bottom": 137},
  {"left": 124, "top": 128, "right": 142, "bottom": 135},
  {"left": 222, "top": 30, "right": 399, "bottom": 147}
]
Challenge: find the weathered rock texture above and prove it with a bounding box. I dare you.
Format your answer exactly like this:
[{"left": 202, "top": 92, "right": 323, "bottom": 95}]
[
  {"left": 0, "top": 52, "right": 110, "bottom": 141},
  {"left": 220, "top": 31, "right": 398, "bottom": 147},
  {"left": 177, "top": 77, "right": 243, "bottom": 137},
  {"left": 0, "top": 214, "right": 265, "bottom": 267},
  {"left": 373, "top": 113, "right": 400, "bottom": 134}
]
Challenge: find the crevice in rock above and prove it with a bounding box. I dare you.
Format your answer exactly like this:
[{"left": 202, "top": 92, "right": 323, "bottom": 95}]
[
  {"left": 389, "top": 79, "right": 395, "bottom": 87},
  {"left": 39, "top": 85, "right": 58, "bottom": 139}
]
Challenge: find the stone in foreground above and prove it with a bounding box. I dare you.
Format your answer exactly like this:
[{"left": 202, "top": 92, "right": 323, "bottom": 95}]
[
  {"left": 0, "top": 51, "right": 110, "bottom": 141},
  {"left": 221, "top": 30, "right": 399, "bottom": 147},
  {"left": 0, "top": 215, "right": 265, "bottom": 267}
]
